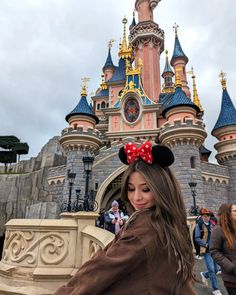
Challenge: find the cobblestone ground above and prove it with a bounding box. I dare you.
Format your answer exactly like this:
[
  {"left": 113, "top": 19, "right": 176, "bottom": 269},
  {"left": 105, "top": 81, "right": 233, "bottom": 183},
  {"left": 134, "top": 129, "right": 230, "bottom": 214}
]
[{"left": 194, "top": 257, "right": 227, "bottom": 294}]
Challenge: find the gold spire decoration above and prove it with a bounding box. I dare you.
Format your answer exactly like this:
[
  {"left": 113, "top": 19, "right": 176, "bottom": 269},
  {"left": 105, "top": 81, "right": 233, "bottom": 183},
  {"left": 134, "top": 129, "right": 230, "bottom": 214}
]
[
  {"left": 81, "top": 77, "right": 90, "bottom": 96},
  {"left": 187, "top": 67, "right": 204, "bottom": 112},
  {"left": 173, "top": 23, "right": 179, "bottom": 36},
  {"left": 119, "top": 16, "right": 133, "bottom": 59},
  {"left": 175, "top": 68, "right": 182, "bottom": 87},
  {"left": 219, "top": 70, "right": 227, "bottom": 90},
  {"left": 100, "top": 74, "right": 108, "bottom": 90},
  {"left": 126, "top": 58, "right": 143, "bottom": 76}
]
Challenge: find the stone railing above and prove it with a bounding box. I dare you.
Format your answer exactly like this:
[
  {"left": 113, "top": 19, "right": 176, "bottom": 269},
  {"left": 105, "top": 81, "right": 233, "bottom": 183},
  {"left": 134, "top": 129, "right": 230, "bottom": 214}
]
[
  {"left": 0, "top": 212, "right": 114, "bottom": 295},
  {"left": 0, "top": 213, "right": 196, "bottom": 295}
]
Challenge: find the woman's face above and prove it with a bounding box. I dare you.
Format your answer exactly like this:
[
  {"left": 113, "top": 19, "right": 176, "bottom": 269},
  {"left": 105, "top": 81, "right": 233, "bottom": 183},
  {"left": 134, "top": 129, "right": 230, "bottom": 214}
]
[
  {"left": 231, "top": 204, "right": 236, "bottom": 222},
  {"left": 127, "top": 171, "right": 155, "bottom": 210}
]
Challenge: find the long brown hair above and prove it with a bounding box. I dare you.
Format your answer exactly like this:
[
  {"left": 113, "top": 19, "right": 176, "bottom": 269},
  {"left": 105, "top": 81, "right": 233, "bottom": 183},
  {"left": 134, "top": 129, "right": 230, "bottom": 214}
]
[
  {"left": 219, "top": 203, "right": 236, "bottom": 249},
  {"left": 120, "top": 160, "right": 194, "bottom": 294}
]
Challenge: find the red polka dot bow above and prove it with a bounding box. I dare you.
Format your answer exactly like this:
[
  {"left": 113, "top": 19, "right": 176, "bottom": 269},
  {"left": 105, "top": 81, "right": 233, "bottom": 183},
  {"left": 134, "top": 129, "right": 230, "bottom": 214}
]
[{"left": 124, "top": 141, "right": 153, "bottom": 164}]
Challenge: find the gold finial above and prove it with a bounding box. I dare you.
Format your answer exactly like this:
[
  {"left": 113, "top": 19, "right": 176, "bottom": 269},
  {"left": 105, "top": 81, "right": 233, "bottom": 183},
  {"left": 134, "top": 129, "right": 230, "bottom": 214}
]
[
  {"left": 108, "top": 38, "right": 115, "bottom": 49},
  {"left": 173, "top": 23, "right": 179, "bottom": 36},
  {"left": 165, "top": 49, "right": 168, "bottom": 56},
  {"left": 81, "top": 77, "right": 90, "bottom": 96},
  {"left": 219, "top": 70, "right": 227, "bottom": 90},
  {"left": 119, "top": 16, "right": 133, "bottom": 59},
  {"left": 175, "top": 68, "right": 182, "bottom": 87},
  {"left": 100, "top": 74, "right": 107, "bottom": 90},
  {"left": 122, "top": 16, "right": 128, "bottom": 49},
  {"left": 187, "top": 67, "right": 204, "bottom": 112}
]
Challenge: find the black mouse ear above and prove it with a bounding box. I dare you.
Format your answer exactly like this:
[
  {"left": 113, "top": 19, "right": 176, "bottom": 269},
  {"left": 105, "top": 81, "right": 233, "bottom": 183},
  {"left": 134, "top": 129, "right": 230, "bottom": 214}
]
[
  {"left": 118, "top": 146, "right": 129, "bottom": 165},
  {"left": 152, "top": 145, "right": 174, "bottom": 167}
]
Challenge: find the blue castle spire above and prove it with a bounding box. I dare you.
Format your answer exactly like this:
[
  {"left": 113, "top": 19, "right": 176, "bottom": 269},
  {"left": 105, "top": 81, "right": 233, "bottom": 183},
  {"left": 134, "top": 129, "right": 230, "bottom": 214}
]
[
  {"left": 103, "top": 47, "right": 114, "bottom": 71},
  {"left": 170, "top": 24, "right": 188, "bottom": 66},
  {"left": 212, "top": 82, "right": 236, "bottom": 133},
  {"left": 65, "top": 86, "right": 99, "bottom": 123}
]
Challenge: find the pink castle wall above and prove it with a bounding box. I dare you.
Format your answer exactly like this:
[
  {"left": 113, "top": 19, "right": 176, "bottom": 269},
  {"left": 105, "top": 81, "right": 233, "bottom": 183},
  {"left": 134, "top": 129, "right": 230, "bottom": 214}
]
[{"left": 219, "top": 134, "right": 236, "bottom": 141}]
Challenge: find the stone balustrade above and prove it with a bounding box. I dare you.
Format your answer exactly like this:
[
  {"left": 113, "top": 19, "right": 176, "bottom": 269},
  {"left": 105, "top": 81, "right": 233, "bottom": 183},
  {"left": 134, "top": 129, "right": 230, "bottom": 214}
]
[
  {"left": 0, "top": 212, "right": 114, "bottom": 295},
  {"left": 0, "top": 213, "right": 196, "bottom": 295}
]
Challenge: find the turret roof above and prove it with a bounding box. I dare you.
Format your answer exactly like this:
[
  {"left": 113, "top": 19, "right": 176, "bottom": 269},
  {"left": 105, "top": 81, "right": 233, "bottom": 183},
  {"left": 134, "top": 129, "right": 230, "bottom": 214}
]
[
  {"left": 93, "top": 88, "right": 109, "bottom": 98},
  {"left": 162, "top": 86, "right": 199, "bottom": 117},
  {"left": 212, "top": 88, "right": 236, "bottom": 132},
  {"left": 65, "top": 95, "right": 99, "bottom": 123},
  {"left": 199, "top": 145, "right": 212, "bottom": 156},
  {"left": 162, "top": 51, "right": 174, "bottom": 77},
  {"left": 103, "top": 48, "right": 114, "bottom": 71},
  {"left": 107, "top": 58, "right": 126, "bottom": 83},
  {"left": 170, "top": 35, "right": 188, "bottom": 66}
]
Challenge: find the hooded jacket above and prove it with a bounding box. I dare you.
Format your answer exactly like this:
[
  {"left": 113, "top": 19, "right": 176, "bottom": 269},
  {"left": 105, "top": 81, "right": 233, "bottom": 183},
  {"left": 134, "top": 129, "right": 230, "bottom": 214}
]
[{"left": 53, "top": 209, "right": 197, "bottom": 295}]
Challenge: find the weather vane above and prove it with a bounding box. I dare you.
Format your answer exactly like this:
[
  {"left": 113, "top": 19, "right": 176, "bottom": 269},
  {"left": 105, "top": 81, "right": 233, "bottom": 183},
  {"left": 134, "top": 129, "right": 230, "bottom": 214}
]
[
  {"left": 173, "top": 22, "right": 179, "bottom": 36},
  {"left": 81, "top": 77, "right": 90, "bottom": 96},
  {"left": 219, "top": 70, "right": 226, "bottom": 81},
  {"left": 219, "top": 70, "right": 227, "bottom": 89},
  {"left": 108, "top": 39, "right": 115, "bottom": 49},
  {"left": 187, "top": 66, "right": 195, "bottom": 77}
]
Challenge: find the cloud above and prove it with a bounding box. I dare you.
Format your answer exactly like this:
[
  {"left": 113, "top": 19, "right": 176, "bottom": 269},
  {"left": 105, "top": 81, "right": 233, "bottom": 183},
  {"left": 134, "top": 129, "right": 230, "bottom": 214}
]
[{"left": 0, "top": 0, "right": 235, "bottom": 163}]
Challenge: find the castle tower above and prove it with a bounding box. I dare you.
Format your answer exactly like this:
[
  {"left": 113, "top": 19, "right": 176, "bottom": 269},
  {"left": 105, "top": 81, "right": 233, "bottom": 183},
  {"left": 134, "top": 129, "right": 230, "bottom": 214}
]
[
  {"left": 104, "top": 59, "right": 159, "bottom": 142},
  {"left": 130, "top": 0, "right": 164, "bottom": 102},
  {"left": 159, "top": 73, "right": 207, "bottom": 209},
  {"left": 161, "top": 49, "right": 175, "bottom": 93},
  {"left": 212, "top": 72, "right": 236, "bottom": 202},
  {"left": 103, "top": 40, "right": 115, "bottom": 82},
  {"left": 170, "top": 24, "right": 191, "bottom": 98},
  {"left": 60, "top": 79, "right": 102, "bottom": 203}
]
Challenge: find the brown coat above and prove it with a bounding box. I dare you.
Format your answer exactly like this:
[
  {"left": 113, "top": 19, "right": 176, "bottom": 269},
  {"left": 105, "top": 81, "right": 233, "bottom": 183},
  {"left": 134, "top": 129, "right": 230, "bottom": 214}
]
[
  {"left": 210, "top": 225, "right": 236, "bottom": 284},
  {"left": 53, "top": 209, "right": 197, "bottom": 295}
]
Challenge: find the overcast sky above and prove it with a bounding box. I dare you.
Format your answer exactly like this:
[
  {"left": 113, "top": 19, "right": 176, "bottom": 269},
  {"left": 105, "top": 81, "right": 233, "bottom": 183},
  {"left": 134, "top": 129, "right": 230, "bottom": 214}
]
[{"left": 0, "top": 0, "right": 235, "bottom": 163}]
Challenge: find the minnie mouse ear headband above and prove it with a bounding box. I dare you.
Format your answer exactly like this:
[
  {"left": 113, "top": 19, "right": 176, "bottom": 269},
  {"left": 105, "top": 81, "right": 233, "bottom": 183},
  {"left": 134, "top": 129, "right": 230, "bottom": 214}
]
[{"left": 118, "top": 141, "right": 174, "bottom": 167}]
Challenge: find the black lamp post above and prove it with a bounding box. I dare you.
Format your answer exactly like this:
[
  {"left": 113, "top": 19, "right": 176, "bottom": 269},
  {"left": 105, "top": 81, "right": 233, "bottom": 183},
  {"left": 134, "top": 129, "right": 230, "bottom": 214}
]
[
  {"left": 67, "top": 170, "right": 76, "bottom": 212},
  {"left": 189, "top": 181, "right": 198, "bottom": 216},
  {"left": 82, "top": 156, "right": 94, "bottom": 211},
  {"left": 75, "top": 188, "right": 81, "bottom": 211}
]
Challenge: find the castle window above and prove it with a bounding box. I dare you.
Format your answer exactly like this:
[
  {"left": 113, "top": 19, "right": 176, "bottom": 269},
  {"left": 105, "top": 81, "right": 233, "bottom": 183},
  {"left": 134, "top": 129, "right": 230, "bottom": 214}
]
[
  {"left": 107, "top": 103, "right": 109, "bottom": 108},
  {"left": 73, "top": 124, "right": 77, "bottom": 129},
  {"left": 190, "top": 156, "right": 196, "bottom": 168},
  {"left": 97, "top": 104, "right": 100, "bottom": 110},
  {"left": 101, "top": 101, "right": 106, "bottom": 109}
]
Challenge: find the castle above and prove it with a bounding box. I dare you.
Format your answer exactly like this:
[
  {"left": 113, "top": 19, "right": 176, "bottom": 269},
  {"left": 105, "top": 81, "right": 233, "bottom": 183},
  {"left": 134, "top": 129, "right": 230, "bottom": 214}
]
[{"left": 0, "top": 0, "right": 236, "bottom": 236}]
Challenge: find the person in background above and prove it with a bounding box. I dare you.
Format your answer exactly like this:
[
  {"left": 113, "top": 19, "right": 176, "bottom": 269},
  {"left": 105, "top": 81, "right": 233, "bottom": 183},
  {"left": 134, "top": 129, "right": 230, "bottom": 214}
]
[
  {"left": 193, "top": 213, "right": 203, "bottom": 260},
  {"left": 195, "top": 208, "right": 222, "bottom": 295},
  {"left": 53, "top": 141, "right": 197, "bottom": 295},
  {"left": 104, "top": 200, "right": 128, "bottom": 234},
  {"left": 210, "top": 203, "right": 236, "bottom": 295}
]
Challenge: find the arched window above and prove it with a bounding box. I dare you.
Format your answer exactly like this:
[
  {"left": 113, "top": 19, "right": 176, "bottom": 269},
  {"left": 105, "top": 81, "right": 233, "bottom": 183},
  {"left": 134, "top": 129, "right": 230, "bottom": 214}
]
[
  {"left": 190, "top": 156, "right": 196, "bottom": 168},
  {"left": 97, "top": 104, "right": 100, "bottom": 110},
  {"left": 101, "top": 101, "right": 106, "bottom": 109}
]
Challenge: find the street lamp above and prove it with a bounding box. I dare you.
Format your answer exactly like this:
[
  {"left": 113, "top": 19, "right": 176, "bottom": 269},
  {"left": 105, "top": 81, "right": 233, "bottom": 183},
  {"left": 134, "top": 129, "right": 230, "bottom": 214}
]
[
  {"left": 82, "top": 156, "right": 94, "bottom": 211},
  {"left": 75, "top": 188, "right": 81, "bottom": 211},
  {"left": 67, "top": 170, "right": 76, "bottom": 212},
  {"left": 188, "top": 181, "right": 198, "bottom": 216}
]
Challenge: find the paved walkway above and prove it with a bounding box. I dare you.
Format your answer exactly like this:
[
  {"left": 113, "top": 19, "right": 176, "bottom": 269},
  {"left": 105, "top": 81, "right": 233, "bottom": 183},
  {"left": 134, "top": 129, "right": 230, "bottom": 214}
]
[{"left": 194, "top": 257, "right": 227, "bottom": 294}]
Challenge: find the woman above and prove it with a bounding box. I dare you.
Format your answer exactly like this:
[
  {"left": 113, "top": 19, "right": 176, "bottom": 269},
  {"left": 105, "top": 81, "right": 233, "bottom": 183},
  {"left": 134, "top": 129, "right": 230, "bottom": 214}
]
[
  {"left": 53, "top": 141, "right": 196, "bottom": 295},
  {"left": 210, "top": 203, "right": 236, "bottom": 295}
]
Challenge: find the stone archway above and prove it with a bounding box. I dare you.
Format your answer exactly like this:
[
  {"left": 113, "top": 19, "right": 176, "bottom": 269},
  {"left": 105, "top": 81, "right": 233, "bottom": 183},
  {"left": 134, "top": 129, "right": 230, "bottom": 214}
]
[{"left": 95, "top": 165, "right": 127, "bottom": 212}]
